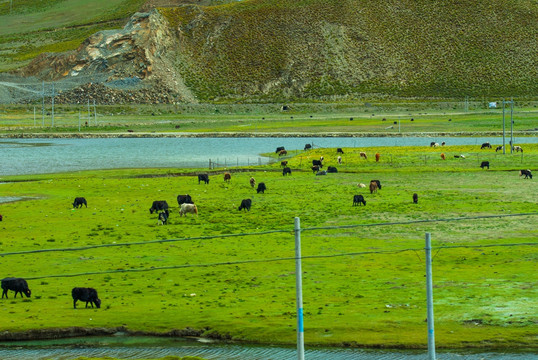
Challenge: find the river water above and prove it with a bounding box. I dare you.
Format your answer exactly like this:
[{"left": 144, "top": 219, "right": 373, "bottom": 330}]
[
  {"left": 1, "top": 136, "right": 537, "bottom": 176},
  {"left": 0, "top": 336, "right": 533, "bottom": 360}
]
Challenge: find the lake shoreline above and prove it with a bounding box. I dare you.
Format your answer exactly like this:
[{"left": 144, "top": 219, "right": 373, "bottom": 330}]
[{"left": 0, "top": 130, "right": 537, "bottom": 139}]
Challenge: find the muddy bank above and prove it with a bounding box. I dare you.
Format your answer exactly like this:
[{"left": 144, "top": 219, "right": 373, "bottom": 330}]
[{"left": 0, "top": 130, "right": 536, "bottom": 139}]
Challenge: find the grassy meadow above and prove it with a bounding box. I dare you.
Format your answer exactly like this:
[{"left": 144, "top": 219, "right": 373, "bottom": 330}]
[
  {"left": 0, "top": 144, "right": 537, "bottom": 350},
  {"left": 1, "top": 101, "right": 538, "bottom": 134}
]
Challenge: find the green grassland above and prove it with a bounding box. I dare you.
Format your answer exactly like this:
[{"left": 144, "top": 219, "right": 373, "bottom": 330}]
[
  {"left": 0, "top": 145, "right": 536, "bottom": 349},
  {"left": 1, "top": 102, "right": 537, "bottom": 134}
]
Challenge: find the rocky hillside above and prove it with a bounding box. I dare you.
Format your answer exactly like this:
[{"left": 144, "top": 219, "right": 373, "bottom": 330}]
[{"left": 12, "top": 0, "right": 538, "bottom": 103}]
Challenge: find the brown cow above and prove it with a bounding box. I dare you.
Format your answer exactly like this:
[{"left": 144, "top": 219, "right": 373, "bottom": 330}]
[
  {"left": 375, "top": 153, "right": 380, "bottom": 162},
  {"left": 278, "top": 150, "right": 287, "bottom": 156},
  {"left": 369, "top": 181, "right": 378, "bottom": 194},
  {"left": 224, "top": 173, "right": 231, "bottom": 182},
  {"left": 440, "top": 153, "right": 445, "bottom": 160}
]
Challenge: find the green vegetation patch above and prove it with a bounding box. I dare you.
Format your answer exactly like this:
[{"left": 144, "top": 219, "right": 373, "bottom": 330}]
[{"left": 0, "top": 145, "right": 536, "bottom": 349}]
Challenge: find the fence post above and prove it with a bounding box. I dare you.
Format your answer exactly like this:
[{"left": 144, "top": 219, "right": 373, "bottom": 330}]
[
  {"left": 425, "top": 233, "right": 436, "bottom": 360},
  {"left": 294, "top": 217, "right": 305, "bottom": 360}
]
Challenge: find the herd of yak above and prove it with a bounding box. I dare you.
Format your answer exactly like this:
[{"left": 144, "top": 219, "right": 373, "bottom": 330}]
[{"left": 1, "top": 143, "right": 533, "bottom": 309}]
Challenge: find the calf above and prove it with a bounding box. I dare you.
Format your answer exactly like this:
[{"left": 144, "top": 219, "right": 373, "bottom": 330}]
[
  {"left": 480, "top": 161, "right": 490, "bottom": 169},
  {"left": 72, "top": 287, "right": 101, "bottom": 309},
  {"left": 316, "top": 170, "right": 327, "bottom": 176},
  {"left": 413, "top": 193, "right": 418, "bottom": 204},
  {"left": 311, "top": 165, "right": 320, "bottom": 173},
  {"left": 1, "top": 278, "right": 31, "bottom": 299},
  {"left": 278, "top": 149, "right": 288, "bottom": 156},
  {"left": 337, "top": 148, "right": 344, "bottom": 154},
  {"left": 158, "top": 209, "right": 169, "bottom": 225},
  {"left": 73, "top": 197, "right": 87, "bottom": 208},
  {"left": 519, "top": 169, "right": 532, "bottom": 179},
  {"left": 177, "top": 194, "right": 193, "bottom": 206},
  {"left": 327, "top": 166, "right": 338, "bottom": 173},
  {"left": 198, "top": 174, "right": 210, "bottom": 184},
  {"left": 375, "top": 153, "right": 380, "bottom": 162},
  {"left": 238, "top": 199, "right": 252, "bottom": 211},
  {"left": 149, "top": 200, "right": 168, "bottom": 214},
  {"left": 282, "top": 167, "right": 292, "bottom": 176},
  {"left": 280, "top": 160, "right": 288, "bottom": 167},
  {"left": 275, "top": 146, "right": 285, "bottom": 154},
  {"left": 353, "top": 195, "right": 366, "bottom": 206}
]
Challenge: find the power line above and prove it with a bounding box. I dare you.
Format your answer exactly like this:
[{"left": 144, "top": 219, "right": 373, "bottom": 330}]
[
  {"left": 23, "top": 242, "right": 537, "bottom": 281},
  {"left": 1, "top": 212, "right": 536, "bottom": 258}
]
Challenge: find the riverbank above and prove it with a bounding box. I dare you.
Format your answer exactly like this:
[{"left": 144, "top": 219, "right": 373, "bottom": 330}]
[{"left": 0, "top": 130, "right": 537, "bottom": 139}]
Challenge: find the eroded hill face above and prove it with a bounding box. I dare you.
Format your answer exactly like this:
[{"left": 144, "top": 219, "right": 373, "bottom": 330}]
[{"left": 9, "top": 0, "right": 538, "bottom": 103}]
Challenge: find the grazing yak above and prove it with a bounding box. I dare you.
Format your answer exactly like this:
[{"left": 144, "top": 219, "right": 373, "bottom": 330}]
[
  {"left": 480, "top": 161, "right": 490, "bottom": 169},
  {"left": 369, "top": 181, "right": 379, "bottom": 194},
  {"left": 158, "top": 210, "right": 169, "bottom": 225},
  {"left": 177, "top": 194, "right": 193, "bottom": 206},
  {"left": 370, "top": 180, "right": 382, "bottom": 190},
  {"left": 441, "top": 153, "right": 446, "bottom": 160},
  {"left": 353, "top": 195, "right": 366, "bottom": 206},
  {"left": 224, "top": 172, "right": 231, "bottom": 182},
  {"left": 275, "top": 146, "right": 285, "bottom": 154},
  {"left": 238, "top": 199, "right": 252, "bottom": 211},
  {"left": 72, "top": 287, "right": 101, "bottom": 309},
  {"left": 278, "top": 149, "right": 288, "bottom": 156},
  {"left": 304, "top": 144, "right": 312, "bottom": 151},
  {"left": 357, "top": 183, "right": 366, "bottom": 188},
  {"left": 280, "top": 160, "right": 288, "bottom": 167},
  {"left": 316, "top": 170, "right": 327, "bottom": 176},
  {"left": 337, "top": 148, "right": 344, "bottom": 154},
  {"left": 513, "top": 145, "right": 523, "bottom": 152},
  {"left": 495, "top": 146, "right": 503, "bottom": 152},
  {"left": 283, "top": 167, "right": 292, "bottom": 176},
  {"left": 375, "top": 153, "right": 380, "bottom": 162},
  {"left": 481, "top": 142, "right": 492, "bottom": 149},
  {"left": 519, "top": 169, "right": 532, "bottom": 179},
  {"left": 337, "top": 156, "right": 342, "bottom": 164},
  {"left": 73, "top": 197, "right": 87, "bottom": 208},
  {"left": 198, "top": 174, "right": 210, "bottom": 184},
  {"left": 312, "top": 165, "right": 320, "bottom": 173},
  {"left": 312, "top": 159, "right": 323, "bottom": 168},
  {"left": 359, "top": 152, "right": 367, "bottom": 159},
  {"left": 1, "top": 278, "right": 31, "bottom": 299},
  {"left": 413, "top": 193, "right": 418, "bottom": 204},
  {"left": 430, "top": 142, "right": 439, "bottom": 147},
  {"left": 0, "top": 214, "right": 2, "bottom": 221},
  {"left": 180, "top": 203, "right": 198, "bottom": 216},
  {"left": 257, "top": 182, "right": 267, "bottom": 194},
  {"left": 149, "top": 200, "right": 168, "bottom": 214},
  {"left": 249, "top": 177, "right": 256, "bottom": 188},
  {"left": 327, "top": 166, "right": 338, "bottom": 173}
]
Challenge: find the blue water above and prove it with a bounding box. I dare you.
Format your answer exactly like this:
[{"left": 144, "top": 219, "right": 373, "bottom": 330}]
[
  {"left": 0, "top": 336, "right": 533, "bottom": 360},
  {"left": 1, "top": 136, "right": 536, "bottom": 176}
]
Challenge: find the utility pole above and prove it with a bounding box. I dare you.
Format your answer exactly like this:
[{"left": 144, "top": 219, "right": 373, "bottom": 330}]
[
  {"left": 503, "top": 99, "right": 506, "bottom": 154},
  {"left": 51, "top": 82, "right": 55, "bottom": 127},
  {"left": 425, "top": 233, "right": 436, "bottom": 360},
  {"left": 510, "top": 98, "right": 514, "bottom": 154}
]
